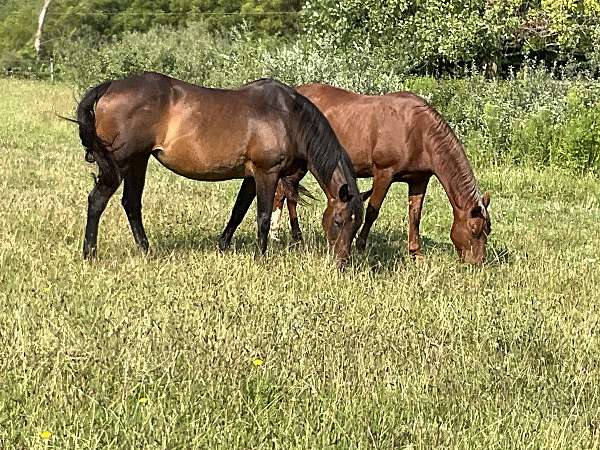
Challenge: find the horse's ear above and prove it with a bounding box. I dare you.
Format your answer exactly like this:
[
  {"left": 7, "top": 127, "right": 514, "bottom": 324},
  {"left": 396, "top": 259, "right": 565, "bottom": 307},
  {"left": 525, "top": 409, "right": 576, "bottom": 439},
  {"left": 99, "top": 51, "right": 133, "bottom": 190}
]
[
  {"left": 482, "top": 191, "right": 490, "bottom": 208},
  {"left": 338, "top": 184, "right": 352, "bottom": 202}
]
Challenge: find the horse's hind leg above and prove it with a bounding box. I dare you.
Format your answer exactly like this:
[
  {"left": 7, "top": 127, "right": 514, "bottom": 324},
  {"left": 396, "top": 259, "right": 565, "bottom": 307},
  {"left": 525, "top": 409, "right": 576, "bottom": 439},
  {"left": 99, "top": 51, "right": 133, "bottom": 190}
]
[
  {"left": 84, "top": 174, "right": 121, "bottom": 259},
  {"left": 271, "top": 179, "right": 303, "bottom": 243},
  {"left": 356, "top": 170, "right": 393, "bottom": 252},
  {"left": 283, "top": 168, "right": 307, "bottom": 243},
  {"left": 407, "top": 178, "right": 430, "bottom": 257},
  {"left": 121, "top": 155, "right": 150, "bottom": 253},
  {"left": 218, "top": 177, "right": 257, "bottom": 251},
  {"left": 269, "top": 181, "right": 286, "bottom": 241},
  {"left": 287, "top": 198, "right": 302, "bottom": 242}
]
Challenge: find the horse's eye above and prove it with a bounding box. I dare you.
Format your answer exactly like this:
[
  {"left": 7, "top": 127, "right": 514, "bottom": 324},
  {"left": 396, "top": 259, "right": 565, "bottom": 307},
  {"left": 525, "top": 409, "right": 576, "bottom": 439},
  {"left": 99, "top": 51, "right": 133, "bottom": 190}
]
[{"left": 334, "top": 218, "right": 344, "bottom": 228}]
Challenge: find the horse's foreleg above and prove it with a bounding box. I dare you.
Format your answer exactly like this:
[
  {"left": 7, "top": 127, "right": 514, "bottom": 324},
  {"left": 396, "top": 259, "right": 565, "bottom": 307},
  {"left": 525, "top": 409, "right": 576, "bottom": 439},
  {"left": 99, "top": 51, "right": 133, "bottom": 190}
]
[
  {"left": 407, "top": 178, "right": 429, "bottom": 257},
  {"left": 121, "top": 155, "right": 150, "bottom": 253},
  {"left": 356, "top": 170, "right": 393, "bottom": 252},
  {"left": 83, "top": 177, "right": 121, "bottom": 259},
  {"left": 255, "top": 172, "right": 278, "bottom": 256},
  {"left": 218, "top": 177, "right": 256, "bottom": 251}
]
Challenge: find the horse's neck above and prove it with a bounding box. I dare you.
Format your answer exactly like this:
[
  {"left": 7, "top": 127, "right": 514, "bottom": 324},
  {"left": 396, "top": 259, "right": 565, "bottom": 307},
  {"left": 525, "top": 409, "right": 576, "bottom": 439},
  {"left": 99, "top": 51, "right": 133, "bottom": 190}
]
[
  {"left": 312, "top": 162, "right": 352, "bottom": 200},
  {"left": 320, "top": 163, "right": 346, "bottom": 199},
  {"left": 429, "top": 139, "right": 480, "bottom": 212}
]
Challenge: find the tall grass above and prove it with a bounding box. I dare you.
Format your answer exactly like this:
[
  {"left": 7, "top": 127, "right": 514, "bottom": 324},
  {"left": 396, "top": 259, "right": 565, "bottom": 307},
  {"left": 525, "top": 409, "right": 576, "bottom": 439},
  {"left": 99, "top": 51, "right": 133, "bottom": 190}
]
[{"left": 1, "top": 77, "right": 600, "bottom": 449}]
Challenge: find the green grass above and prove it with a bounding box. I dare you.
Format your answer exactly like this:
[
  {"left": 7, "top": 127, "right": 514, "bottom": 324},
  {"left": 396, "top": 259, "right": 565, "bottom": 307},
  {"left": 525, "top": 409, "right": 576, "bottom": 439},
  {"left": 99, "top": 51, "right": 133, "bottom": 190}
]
[{"left": 1, "top": 78, "right": 600, "bottom": 449}]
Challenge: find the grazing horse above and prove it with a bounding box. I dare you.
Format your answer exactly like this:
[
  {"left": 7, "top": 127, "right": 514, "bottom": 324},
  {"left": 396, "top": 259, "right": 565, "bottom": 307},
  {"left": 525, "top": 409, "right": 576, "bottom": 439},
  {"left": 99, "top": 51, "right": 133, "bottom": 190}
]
[
  {"left": 271, "top": 84, "right": 491, "bottom": 264},
  {"left": 71, "top": 73, "right": 363, "bottom": 268}
]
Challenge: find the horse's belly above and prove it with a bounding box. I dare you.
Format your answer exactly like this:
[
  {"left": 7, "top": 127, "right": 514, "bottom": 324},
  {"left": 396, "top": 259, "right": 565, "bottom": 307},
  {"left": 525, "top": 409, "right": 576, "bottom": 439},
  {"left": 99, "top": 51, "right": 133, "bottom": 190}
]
[{"left": 153, "top": 143, "right": 247, "bottom": 181}]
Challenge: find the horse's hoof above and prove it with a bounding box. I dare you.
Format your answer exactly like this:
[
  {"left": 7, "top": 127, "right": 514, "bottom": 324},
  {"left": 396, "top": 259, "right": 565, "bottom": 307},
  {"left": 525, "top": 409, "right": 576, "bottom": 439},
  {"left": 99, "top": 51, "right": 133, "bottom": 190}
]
[
  {"left": 217, "top": 239, "right": 230, "bottom": 253},
  {"left": 410, "top": 252, "right": 425, "bottom": 265},
  {"left": 409, "top": 248, "right": 423, "bottom": 258},
  {"left": 83, "top": 248, "right": 97, "bottom": 260},
  {"left": 254, "top": 250, "right": 268, "bottom": 262},
  {"left": 336, "top": 258, "right": 350, "bottom": 271}
]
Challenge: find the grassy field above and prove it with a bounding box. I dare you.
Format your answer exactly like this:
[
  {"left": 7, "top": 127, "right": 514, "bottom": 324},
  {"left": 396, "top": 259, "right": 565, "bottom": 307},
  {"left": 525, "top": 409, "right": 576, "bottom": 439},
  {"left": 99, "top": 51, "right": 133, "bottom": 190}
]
[{"left": 1, "top": 78, "right": 600, "bottom": 449}]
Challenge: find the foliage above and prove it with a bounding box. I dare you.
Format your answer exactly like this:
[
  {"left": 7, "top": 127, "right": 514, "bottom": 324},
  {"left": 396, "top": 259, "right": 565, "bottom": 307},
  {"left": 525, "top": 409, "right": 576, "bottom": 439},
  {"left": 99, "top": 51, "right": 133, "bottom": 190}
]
[
  {"left": 303, "top": 0, "right": 600, "bottom": 76},
  {"left": 0, "top": 0, "right": 301, "bottom": 64},
  {"left": 2, "top": 0, "right": 600, "bottom": 78},
  {"left": 49, "top": 23, "right": 600, "bottom": 173},
  {"left": 0, "top": 0, "right": 38, "bottom": 67}
]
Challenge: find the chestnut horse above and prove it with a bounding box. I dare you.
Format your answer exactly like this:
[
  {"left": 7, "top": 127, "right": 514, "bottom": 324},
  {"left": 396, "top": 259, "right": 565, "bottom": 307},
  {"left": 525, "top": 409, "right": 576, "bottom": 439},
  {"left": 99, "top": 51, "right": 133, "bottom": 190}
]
[
  {"left": 71, "top": 73, "right": 363, "bottom": 267},
  {"left": 272, "top": 84, "right": 491, "bottom": 264}
]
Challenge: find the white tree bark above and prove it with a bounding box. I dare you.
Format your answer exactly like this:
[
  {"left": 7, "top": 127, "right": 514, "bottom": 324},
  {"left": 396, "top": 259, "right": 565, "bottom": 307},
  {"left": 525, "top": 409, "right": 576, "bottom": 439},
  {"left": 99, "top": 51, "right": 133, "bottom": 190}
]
[{"left": 34, "top": 0, "right": 53, "bottom": 55}]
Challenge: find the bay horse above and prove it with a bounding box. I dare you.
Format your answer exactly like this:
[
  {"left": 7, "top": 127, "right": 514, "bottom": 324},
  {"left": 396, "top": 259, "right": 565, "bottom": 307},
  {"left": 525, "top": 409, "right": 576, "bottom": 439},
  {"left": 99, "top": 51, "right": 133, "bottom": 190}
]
[
  {"left": 70, "top": 73, "right": 363, "bottom": 268},
  {"left": 271, "top": 84, "right": 491, "bottom": 264}
]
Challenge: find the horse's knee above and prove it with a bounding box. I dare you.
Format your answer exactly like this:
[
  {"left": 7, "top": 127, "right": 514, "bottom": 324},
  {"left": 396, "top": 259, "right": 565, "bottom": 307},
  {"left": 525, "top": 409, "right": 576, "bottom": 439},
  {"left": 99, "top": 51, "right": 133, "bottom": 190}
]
[
  {"left": 121, "top": 196, "right": 141, "bottom": 217},
  {"left": 88, "top": 179, "right": 119, "bottom": 215},
  {"left": 87, "top": 191, "right": 105, "bottom": 216},
  {"left": 258, "top": 212, "right": 271, "bottom": 231}
]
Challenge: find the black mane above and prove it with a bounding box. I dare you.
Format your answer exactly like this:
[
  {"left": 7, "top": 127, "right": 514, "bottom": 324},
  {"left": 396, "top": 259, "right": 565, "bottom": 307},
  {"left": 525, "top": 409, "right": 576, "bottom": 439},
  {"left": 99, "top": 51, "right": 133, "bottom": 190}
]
[{"left": 291, "top": 91, "right": 358, "bottom": 195}]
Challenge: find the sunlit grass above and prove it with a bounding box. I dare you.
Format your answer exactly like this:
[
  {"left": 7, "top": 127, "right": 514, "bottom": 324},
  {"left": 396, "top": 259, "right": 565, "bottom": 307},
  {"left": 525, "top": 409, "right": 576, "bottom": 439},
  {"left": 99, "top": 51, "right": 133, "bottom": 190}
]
[{"left": 1, "top": 78, "right": 599, "bottom": 449}]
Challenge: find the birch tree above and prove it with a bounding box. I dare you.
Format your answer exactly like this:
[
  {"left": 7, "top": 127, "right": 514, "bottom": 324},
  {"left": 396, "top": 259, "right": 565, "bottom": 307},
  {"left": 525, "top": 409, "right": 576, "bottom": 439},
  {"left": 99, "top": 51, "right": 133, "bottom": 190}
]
[{"left": 34, "top": 0, "right": 52, "bottom": 56}]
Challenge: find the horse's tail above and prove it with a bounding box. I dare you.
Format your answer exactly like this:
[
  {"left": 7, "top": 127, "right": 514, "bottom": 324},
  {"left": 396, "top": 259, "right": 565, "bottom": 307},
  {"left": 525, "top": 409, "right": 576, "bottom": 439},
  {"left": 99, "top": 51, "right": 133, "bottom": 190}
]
[
  {"left": 290, "top": 92, "right": 358, "bottom": 197},
  {"left": 72, "top": 80, "right": 119, "bottom": 186},
  {"left": 278, "top": 178, "right": 315, "bottom": 206}
]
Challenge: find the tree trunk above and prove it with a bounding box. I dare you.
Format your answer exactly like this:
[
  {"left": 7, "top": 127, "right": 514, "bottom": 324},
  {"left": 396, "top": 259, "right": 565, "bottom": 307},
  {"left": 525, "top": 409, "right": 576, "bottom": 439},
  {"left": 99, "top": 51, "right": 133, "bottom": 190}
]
[{"left": 34, "top": 0, "right": 53, "bottom": 56}]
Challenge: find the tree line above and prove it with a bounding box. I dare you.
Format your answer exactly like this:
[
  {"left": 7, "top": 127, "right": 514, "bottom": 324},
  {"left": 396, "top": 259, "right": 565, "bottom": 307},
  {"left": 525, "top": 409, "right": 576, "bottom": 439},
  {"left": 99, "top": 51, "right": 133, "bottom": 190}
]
[{"left": 1, "top": 0, "right": 599, "bottom": 77}]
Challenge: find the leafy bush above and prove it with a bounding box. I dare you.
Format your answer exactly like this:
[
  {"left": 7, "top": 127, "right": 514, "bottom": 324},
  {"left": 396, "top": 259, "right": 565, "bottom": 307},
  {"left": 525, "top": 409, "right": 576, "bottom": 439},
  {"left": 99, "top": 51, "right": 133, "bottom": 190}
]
[
  {"left": 0, "top": 0, "right": 302, "bottom": 64},
  {"left": 56, "top": 22, "right": 229, "bottom": 88},
  {"left": 50, "top": 23, "right": 600, "bottom": 173},
  {"left": 303, "top": 0, "right": 600, "bottom": 76}
]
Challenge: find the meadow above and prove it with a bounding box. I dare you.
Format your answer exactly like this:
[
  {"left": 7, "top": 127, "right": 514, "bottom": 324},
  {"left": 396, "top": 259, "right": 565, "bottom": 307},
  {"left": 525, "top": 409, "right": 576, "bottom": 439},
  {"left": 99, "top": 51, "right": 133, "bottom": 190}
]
[{"left": 1, "top": 78, "right": 600, "bottom": 449}]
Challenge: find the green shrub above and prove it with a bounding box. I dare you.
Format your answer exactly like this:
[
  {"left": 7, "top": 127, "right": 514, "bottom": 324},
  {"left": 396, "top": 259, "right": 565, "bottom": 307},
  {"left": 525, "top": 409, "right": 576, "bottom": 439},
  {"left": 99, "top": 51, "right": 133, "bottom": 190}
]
[
  {"left": 50, "top": 23, "right": 600, "bottom": 174},
  {"left": 56, "top": 23, "right": 231, "bottom": 88},
  {"left": 550, "top": 96, "right": 600, "bottom": 172},
  {"left": 302, "top": 0, "right": 600, "bottom": 76}
]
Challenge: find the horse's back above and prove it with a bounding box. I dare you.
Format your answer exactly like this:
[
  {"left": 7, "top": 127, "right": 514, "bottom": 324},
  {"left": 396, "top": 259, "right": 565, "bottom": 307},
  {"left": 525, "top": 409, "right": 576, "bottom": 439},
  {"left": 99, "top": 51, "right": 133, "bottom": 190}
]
[
  {"left": 296, "top": 83, "right": 361, "bottom": 112},
  {"left": 296, "top": 84, "right": 435, "bottom": 176}
]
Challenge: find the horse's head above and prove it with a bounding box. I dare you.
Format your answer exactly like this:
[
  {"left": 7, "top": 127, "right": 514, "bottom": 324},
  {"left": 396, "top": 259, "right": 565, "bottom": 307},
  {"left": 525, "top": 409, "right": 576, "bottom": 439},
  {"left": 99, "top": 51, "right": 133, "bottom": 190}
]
[
  {"left": 450, "top": 192, "right": 491, "bottom": 265},
  {"left": 322, "top": 184, "right": 364, "bottom": 269}
]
